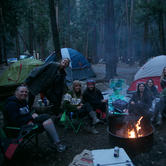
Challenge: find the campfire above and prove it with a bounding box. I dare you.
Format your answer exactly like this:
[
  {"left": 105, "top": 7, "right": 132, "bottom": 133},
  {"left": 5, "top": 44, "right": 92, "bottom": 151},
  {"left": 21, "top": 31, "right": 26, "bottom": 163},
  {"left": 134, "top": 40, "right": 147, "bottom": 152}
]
[
  {"left": 108, "top": 115, "right": 154, "bottom": 156},
  {"left": 124, "top": 116, "right": 143, "bottom": 138}
]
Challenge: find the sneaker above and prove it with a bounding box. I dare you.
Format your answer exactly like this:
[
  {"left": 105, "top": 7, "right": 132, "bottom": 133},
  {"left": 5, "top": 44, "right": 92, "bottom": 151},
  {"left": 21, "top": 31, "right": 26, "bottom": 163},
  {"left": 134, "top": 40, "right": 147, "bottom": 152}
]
[
  {"left": 93, "top": 117, "right": 101, "bottom": 125},
  {"left": 156, "top": 117, "right": 163, "bottom": 125},
  {"left": 88, "top": 126, "right": 99, "bottom": 134},
  {"left": 101, "top": 118, "right": 108, "bottom": 125},
  {"left": 50, "top": 142, "right": 67, "bottom": 153}
]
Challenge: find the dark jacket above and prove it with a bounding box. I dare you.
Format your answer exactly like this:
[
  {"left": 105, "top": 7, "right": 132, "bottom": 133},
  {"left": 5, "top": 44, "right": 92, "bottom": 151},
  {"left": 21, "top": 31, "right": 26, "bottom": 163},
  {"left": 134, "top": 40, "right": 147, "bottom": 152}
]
[
  {"left": 129, "top": 83, "right": 152, "bottom": 115},
  {"left": 24, "top": 62, "right": 66, "bottom": 99},
  {"left": 5, "top": 96, "right": 32, "bottom": 127},
  {"left": 82, "top": 88, "right": 103, "bottom": 109},
  {"left": 160, "top": 77, "right": 166, "bottom": 89},
  {"left": 146, "top": 86, "right": 159, "bottom": 100}
]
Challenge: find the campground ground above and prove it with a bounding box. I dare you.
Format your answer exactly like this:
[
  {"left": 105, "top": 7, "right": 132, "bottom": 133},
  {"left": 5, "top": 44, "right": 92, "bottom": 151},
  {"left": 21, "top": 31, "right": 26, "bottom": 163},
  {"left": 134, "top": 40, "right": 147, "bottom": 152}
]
[{"left": 1, "top": 62, "right": 166, "bottom": 166}]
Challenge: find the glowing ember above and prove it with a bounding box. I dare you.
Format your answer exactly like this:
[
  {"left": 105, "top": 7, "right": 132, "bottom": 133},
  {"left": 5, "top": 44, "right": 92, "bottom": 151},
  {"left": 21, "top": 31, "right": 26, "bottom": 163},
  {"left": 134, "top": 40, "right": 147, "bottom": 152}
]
[{"left": 127, "top": 116, "right": 143, "bottom": 138}]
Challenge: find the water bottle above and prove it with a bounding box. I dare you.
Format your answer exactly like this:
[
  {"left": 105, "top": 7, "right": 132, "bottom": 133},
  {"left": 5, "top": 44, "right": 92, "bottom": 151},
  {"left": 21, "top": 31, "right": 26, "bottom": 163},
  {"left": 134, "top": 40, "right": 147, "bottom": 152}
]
[
  {"left": 70, "top": 112, "right": 73, "bottom": 119},
  {"left": 44, "top": 97, "right": 47, "bottom": 106}
]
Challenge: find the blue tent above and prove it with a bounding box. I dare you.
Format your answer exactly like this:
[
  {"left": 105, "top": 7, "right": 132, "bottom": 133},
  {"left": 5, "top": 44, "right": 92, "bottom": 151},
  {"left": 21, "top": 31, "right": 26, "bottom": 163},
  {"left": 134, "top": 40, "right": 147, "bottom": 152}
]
[{"left": 45, "top": 48, "right": 96, "bottom": 83}]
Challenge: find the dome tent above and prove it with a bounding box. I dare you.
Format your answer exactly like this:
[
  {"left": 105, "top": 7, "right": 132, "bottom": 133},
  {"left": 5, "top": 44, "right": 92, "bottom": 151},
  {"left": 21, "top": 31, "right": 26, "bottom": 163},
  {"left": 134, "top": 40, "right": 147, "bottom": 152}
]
[
  {"left": 0, "top": 58, "right": 44, "bottom": 101},
  {"left": 127, "top": 55, "right": 166, "bottom": 93},
  {"left": 45, "top": 48, "right": 96, "bottom": 83}
]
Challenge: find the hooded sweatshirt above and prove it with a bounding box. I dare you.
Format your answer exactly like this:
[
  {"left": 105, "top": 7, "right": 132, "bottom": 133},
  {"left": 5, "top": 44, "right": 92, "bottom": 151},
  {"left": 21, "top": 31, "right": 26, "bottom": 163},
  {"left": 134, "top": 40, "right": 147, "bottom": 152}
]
[{"left": 5, "top": 96, "right": 33, "bottom": 127}]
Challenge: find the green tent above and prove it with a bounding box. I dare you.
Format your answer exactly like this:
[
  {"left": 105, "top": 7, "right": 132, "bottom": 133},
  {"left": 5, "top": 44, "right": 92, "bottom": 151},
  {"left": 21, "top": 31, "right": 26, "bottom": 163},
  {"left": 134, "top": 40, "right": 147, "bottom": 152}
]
[{"left": 0, "top": 58, "right": 44, "bottom": 101}]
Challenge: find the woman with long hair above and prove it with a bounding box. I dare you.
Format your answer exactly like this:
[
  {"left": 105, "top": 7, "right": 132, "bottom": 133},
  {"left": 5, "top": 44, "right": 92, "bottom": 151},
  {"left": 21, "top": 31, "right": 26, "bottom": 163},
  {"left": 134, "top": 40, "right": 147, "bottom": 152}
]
[
  {"left": 128, "top": 83, "right": 152, "bottom": 134},
  {"left": 160, "top": 66, "right": 166, "bottom": 89},
  {"left": 63, "top": 80, "right": 101, "bottom": 134},
  {"left": 128, "top": 82, "right": 152, "bottom": 118},
  {"left": 146, "top": 79, "right": 159, "bottom": 100},
  {"left": 151, "top": 67, "right": 166, "bottom": 125}
]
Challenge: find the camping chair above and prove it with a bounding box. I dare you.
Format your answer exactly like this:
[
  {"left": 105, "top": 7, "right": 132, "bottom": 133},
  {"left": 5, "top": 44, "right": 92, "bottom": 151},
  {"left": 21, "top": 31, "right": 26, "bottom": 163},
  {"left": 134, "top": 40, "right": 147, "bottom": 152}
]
[
  {"left": 108, "top": 79, "right": 128, "bottom": 114},
  {"left": 0, "top": 101, "right": 40, "bottom": 165},
  {"left": 60, "top": 110, "right": 85, "bottom": 133}
]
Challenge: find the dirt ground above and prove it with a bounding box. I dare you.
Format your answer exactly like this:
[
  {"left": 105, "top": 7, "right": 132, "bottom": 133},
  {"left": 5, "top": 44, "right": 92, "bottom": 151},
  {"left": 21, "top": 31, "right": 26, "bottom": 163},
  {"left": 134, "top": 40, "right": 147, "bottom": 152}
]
[{"left": 1, "top": 62, "right": 166, "bottom": 166}]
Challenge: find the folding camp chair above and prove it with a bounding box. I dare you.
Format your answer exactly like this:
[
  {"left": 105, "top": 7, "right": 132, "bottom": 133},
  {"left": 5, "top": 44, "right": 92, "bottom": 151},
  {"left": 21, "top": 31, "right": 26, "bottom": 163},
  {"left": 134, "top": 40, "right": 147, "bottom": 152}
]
[
  {"left": 108, "top": 79, "right": 128, "bottom": 114},
  {"left": 0, "top": 101, "right": 40, "bottom": 165},
  {"left": 61, "top": 110, "right": 84, "bottom": 133}
]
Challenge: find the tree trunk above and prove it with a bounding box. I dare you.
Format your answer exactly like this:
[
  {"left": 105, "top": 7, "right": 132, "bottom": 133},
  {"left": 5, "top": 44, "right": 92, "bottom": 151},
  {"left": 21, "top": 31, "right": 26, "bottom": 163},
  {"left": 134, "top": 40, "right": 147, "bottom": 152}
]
[
  {"left": 49, "top": 0, "right": 62, "bottom": 61},
  {"left": 15, "top": 22, "right": 20, "bottom": 60},
  {"left": 92, "top": 25, "right": 97, "bottom": 63},
  {"left": 149, "top": 23, "right": 160, "bottom": 54},
  {"left": 140, "top": 20, "right": 148, "bottom": 66},
  {"left": 0, "top": 36, "right": 2, "bottom": 64},
  {"left": 129, "top": 0, "right": 134, "bottom": 65},
  {"left": 158, "top": 0, "right": 165, "bottom": 54},
  {"left": 140, "top": 0, "right": 150, "bottom": 66},
  {"left": 104, "top": 0, "right": 116, "bottom": 80},
  {"left": 0, "top": 8, "right": 8, "bottom": 66},
  {"left": 126, "top": 0, "right": 131, "bottom": 64},
  {"left": 28, "top": 1, "right": 33, "bottom": 55},
  {"left": 67, "top": 0, "right": 70, "bottom": 47},
  {"left": 41, "top": 39, "right": 45, "bottom": 59}
]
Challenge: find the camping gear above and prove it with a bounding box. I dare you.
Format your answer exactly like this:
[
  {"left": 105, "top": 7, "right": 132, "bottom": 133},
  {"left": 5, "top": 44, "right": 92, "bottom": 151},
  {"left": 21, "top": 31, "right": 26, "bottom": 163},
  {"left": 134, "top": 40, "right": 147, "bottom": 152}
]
[
  {"left": 44, "top": 48, "right": 96, "bottom": 83},
  {"left": 61, "top": 110, "right": 85, "bottom": 133},
  {"left": 128, "top": 55, "right": 166, "bottom": 93},
  {"left": 0, "top": 58, "right": 44, "bottom": 101},
  {"left": 112, "top": 99, "right": 128, "bottom": 113}
]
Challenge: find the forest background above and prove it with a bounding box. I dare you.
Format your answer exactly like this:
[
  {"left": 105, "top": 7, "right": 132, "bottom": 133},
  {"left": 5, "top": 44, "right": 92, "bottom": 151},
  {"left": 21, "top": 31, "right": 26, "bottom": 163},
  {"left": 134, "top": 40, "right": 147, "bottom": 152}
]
[{"left": 0, "top": 0, "right": 166, "bottom": 80}]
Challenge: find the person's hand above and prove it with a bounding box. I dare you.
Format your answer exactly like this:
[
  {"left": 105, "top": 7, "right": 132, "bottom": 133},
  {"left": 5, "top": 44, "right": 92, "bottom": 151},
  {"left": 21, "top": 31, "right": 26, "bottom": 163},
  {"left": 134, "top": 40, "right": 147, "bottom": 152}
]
[
  {"left": 138, "top": 100, "right": 140, "bottom": 103},
  {"left": 32, "top": 113, "right": 38, "bottom": 119},
  {"left": 102, "top": 99, "right": 108, "bottom": 103},
  {"left": 131, "top": 101, "right": 135, "bottom": 105},
  {"left": 77, "top": 106, "right": 82, "bottom": 110},
  {"left": 79, "top": 103, "right": 83, "bottom": 106}
]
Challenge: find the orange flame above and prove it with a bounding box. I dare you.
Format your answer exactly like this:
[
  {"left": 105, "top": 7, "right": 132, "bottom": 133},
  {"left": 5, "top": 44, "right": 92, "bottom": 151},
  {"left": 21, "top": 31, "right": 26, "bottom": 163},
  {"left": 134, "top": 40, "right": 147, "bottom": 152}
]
[{"left": 127, "top": 116, "right": 143, "bottom": 138}]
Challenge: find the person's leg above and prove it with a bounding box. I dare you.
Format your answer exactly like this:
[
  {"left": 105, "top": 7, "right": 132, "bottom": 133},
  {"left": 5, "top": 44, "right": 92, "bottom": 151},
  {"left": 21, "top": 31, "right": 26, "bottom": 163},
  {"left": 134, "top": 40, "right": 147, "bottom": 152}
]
[
  {"left": 42, "top": 91, "right": 61, "bottom": 116},
  {"left": 33, "top": 114, "right": 67, "bottom": 152},
  {"left": 76, "top": 103, "right": 100, "bottom": 134},
  {"left": 151, "top": 102, "right": 160, "bottom": 122},
  {"left": 157, "top": 98, "right": 166, "bottom": 125},
  {"left": 42, "top": 91, "right": 63, "bottom": 126},
  {"left": 28, "top": 91, "right": 36, "bottom": 109}
]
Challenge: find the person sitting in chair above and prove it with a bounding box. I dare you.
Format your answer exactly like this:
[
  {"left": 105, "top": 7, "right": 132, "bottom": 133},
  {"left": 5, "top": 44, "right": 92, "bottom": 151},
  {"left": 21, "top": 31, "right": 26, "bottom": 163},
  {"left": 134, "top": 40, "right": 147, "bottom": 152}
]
[
  {"left": 5, "top": 85, "right": 67, "bottom": 153},
  {"left": 129, "top": 82, "right": 152, "bottom": 116},
  {"left": 82, "top": 79, "right": 108, "bottom": 124},
  {"left": 63, "top": 80, "right": 101, "bottom": 134},
  {"left": 128, "top": 83, "right": 152, "bottom": 134}
]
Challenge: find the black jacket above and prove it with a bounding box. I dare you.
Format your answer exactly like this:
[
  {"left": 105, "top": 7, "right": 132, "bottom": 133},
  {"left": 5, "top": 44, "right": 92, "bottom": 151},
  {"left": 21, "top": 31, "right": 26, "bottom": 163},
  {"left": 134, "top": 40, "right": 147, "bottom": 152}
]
[
  {"left": 5, "top": 96, "right": 32, "bottom": 127},
  {"left": 83, "top": 88, "right": 103, "bottom": 109},
  {"left": 24, "top": 62, "right": 66, "bottom": 99}
]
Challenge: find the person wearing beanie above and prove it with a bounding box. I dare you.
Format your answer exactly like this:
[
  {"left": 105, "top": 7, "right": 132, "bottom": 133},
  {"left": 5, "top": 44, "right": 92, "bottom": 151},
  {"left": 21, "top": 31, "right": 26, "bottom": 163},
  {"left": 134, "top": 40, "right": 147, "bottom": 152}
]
[
  {"left": 83, "top": 79, "right": 108, "bottom": 125},
  {"left": 63, "top": 80, "right": 101, "bottom": 134}
]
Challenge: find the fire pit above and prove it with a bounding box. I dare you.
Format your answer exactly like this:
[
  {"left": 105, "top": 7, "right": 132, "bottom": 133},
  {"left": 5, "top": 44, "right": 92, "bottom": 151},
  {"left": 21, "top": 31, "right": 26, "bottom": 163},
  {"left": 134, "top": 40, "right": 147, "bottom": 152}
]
[{"left": 108, "top": 115, "right": 154, "bottom": 156}]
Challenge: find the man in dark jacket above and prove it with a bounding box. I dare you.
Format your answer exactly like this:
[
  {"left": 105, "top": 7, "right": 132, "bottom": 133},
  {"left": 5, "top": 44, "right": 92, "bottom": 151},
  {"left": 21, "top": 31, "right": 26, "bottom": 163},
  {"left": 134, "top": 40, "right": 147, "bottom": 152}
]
[{"left": 24, "top": 58, "right": 70, "bottom": 117}]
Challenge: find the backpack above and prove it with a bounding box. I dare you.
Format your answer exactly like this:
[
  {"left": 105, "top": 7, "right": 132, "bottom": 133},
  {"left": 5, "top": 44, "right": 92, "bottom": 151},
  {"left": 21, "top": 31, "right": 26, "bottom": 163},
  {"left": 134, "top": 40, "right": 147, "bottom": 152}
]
[{"left": 112, "top": 99, "right": 128, "bottom": 113}]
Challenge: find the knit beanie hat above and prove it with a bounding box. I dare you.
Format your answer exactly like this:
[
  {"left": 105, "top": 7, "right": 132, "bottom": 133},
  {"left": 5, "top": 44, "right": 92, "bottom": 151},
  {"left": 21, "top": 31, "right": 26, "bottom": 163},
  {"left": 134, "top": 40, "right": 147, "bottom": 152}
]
[
  {"left": 87, "top": 79, "right": 95, "bottom": 85},
  {"left": 73, "top": 80, "right": 81, "bottom": 88}
]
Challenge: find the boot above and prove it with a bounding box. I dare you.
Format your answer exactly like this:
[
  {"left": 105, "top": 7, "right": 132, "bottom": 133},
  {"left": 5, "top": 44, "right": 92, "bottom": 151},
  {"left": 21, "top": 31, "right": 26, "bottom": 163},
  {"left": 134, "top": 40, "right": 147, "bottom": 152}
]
[
  {"left": 89, "top": 111, "right": 101, "bottom": 125},
  {"left": 93, "top": 117, "right": 101, "bottom": 125},
  {"left": 156, "top": 117, "right": 163, "bottom": 125},
  {"left": 88, "top": 126, "right": 99, "bottom": 134}
]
